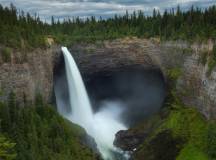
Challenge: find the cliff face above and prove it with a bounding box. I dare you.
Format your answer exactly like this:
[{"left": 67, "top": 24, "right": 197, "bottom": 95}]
[
  {"left": 175, "top": 42, "right": 216, "bottom": 119},
  {"left": 0, "top": 46, "right": 60, "bottom": 104},
  {"left": 0, "top": 38, "right": 215, "bottom": 120},
  {"left": 70, "top": 38, "right": 216, "bottom": 119},
  {"left": 160, "top": 41, "right": 216, "bottom": 119}
]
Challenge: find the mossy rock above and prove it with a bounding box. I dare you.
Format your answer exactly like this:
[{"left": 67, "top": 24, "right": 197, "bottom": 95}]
[
  {"left": 130, "top": 103, "right": 216, "bottom": 160},
  {"left": 1, "top": 47, "right": 12, "bottom": 62},
  {"left": 134, "top": 130, "right": 184, "bottom": 160}
]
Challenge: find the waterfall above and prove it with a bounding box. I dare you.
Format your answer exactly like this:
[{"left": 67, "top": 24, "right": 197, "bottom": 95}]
[
  {"left": 61, "top": 47, "right": 93, "bottom": 131},
  {"left": 57, "top": 47, "right": 128, "bottom": 160}
]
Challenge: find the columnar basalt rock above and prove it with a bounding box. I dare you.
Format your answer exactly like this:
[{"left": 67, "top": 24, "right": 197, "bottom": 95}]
[
  {"left": 69, "top": 38, "right": 216, "bottom": 120},
  {"left": 0, "top": 46, "right": 61, "bottom": 104}
]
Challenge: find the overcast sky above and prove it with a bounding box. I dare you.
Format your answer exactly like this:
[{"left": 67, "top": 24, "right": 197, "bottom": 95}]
[{"left": 0, "top": 0, "right": 215, "bottom": 21}]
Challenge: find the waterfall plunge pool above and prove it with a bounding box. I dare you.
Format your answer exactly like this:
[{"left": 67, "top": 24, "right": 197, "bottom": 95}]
[{"left": 54, "top": 47, "right": 166, "bottom": 160}]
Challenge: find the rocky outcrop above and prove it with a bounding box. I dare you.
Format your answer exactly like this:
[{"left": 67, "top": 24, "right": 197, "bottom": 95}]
[
  {"left": 114, "top": 130, "right": 148, "bottom": 151},
  {"left": 175, "top": 45, "right": 216, "bottom": 119}
]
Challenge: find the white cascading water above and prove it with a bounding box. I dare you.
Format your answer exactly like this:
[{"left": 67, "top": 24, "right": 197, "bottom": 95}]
[
  {"left": 58, "top": 47, "right": 128, "bottom": 160},
  {"left": 61, "top": 47, "right": 94, "bottom": 131}
]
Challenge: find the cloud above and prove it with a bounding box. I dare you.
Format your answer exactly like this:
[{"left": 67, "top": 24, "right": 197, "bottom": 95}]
[{"left": 0, "top": 0, "right": 215, "bottom": 21}]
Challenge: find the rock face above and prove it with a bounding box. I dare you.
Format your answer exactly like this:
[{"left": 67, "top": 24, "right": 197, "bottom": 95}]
[
  {"left": 69, "top": 38, "right": 216, "bottom": 119},
  {"left": 114, "top": 130, "right": 148, "bottom": 151},
  {"left": 70, "top": 38, "right": 159, "bottom": 76},
  {"left": 0, "top": 38, "right": 216, "bottom": 120},
  {"left": 0, "top": 46, "right": 60, "bottom": 104}
]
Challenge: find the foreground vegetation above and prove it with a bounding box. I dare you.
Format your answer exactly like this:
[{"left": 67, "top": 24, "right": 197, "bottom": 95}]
[
  {"left": 0, "top": 4, "right": 215, "bottom": 50},
  {"left": 0, "top": 93, "right": 98, "bottom": 160}
]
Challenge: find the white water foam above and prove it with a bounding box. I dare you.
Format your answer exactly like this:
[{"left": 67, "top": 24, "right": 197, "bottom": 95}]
[{"left": 56, "top": 47, "right": 128, "bottom": 160}]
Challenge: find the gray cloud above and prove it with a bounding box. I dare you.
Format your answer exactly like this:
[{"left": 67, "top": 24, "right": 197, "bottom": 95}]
[{"left": 0, "top": 0, "right": 215, "bottom": 21}]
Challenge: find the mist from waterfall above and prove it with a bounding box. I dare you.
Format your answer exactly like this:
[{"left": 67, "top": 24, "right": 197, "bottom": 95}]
[{"left": 57, "top": 47, "right": 127, "bottom": 160}]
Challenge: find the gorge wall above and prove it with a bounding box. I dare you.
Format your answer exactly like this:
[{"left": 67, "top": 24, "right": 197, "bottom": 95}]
[
  {"left": 0, "top": 38, "right": 215, "bottom": 119},
  {"left": 69, "top": 38, "right": 216, "bottom": 119},
  {"left": 0, "top": 46, "right": 60, "bottom": 104}
]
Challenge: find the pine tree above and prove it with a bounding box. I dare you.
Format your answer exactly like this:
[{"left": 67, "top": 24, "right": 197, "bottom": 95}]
[
  {"left": 0, "top": 134, "right": 16, "bottom": 160},
  {"left": 8, "top": 92, "right": 17, "bottom": 123},
  {"left": 0, "top": 102, "right": 11, "bottom": 133}
]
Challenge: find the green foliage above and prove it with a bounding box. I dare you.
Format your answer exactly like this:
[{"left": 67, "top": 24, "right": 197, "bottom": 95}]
[
  {"left": 176, "top": 144, "right": 208, "bottom": 160},
  {"left": 0, "top": 102, "right": 11, "bottom": 133},
  {"left": 207, "top": 58, "right": 216, "bottom": 76},
  {"left": 167, "top": 68, "right": 182, "bottom": 84},
  {"left": 162, "top": 105, "right": 207, "bottom": 143},
  {"left": 207, "top": 44, "right": 216, "bottom": 76},
  {"left": 0, "top": 88, "right": 3, "bottom": 96},
  {"left": 0, "top": 94, "right": 97, "bottom": 160},
  {"left": 134, "top": 89, "right": 216, "bottom": 160},
  {"left": 199, "top": 51, "right": 208, "bottom": 65},
  {"left": 0, "top": 134, "right": 16, "bottom": 160},
  {"left": 35, "top": 93, "right": 44, "bottom": 107},
  {"left": 1, "top": 47, "right": 11, "bottom": 62},
  {"left": 0, "top": 4, "right": 216, "bottom": 48},
  {"left": 213, "top": 44, "right": 216, "bottom": 61},
  {"left": 160, "top": 105, "right": 208, "bottom": 160},
  {"left": 135, "top": 130, "right": 184, "bottom": 160},
  {"left": 157, "top": 93, "right": 214, "bottom": 160},
  {"left": 207, "top": 123, "right": 216, "bottom": 159},
  {"left": 182, "top": 48, "right": 193, "bottom": 55},
  {"left": 8, "top": 92, "right": 17, "bottom": 124}
]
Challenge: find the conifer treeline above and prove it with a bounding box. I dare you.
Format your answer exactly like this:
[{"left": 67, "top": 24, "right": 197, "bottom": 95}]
[
  {"left": 0, "top": 92, "right": 97, "bottom": 160},
  {"left": 0, "top": 4, "right": 216, "bottom": 48}
]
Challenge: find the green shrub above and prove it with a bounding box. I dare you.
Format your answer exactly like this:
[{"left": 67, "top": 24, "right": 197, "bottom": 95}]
[
  {"left": 135, "top": 130, "right": 184, "bottom": 160},
  {"left": 176, "top": 143, "right": 208, "bottom": 160},
  {"left": 207, "top": 44, "right": 216, "bottom": 76},
  {"left": 0, "top": 134, "right": 16, "bottom": 160},
  {"left": 167, "top": 68, "right": 182, "bottom": 88},
  {"left": 167, "top": 68, "right": 182, "bottom": 81},
  {"left": 0, "top": 95, "right": 98, "bottom": 160},
  {"left": 182, "top": 47, "right": 193, "bottom": 55},
  {"left": 0, "top": 89, "right": 3, "bottom": 96},
  {"left": 212, "top": 44, "right": 216, "bottom": 61},
  {"left": 207, "top": 59, "right": 216, "bottom": 76},
  {"left": 199, "top": 51, "right": 208, "bottom": 65},
  {"left": 37, "top": 36, "right": 47, "bottom": 48},
  {"left": 35, "top": 93, "right": 44, "bottom": 107},
  {"left": 207, "top": 123, "right": 216, "bottom": 159},
  {"left": 1, "top": 47, "right": 11, "bottom": 62}
]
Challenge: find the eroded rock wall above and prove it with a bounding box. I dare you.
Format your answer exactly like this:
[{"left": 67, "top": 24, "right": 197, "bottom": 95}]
[
  {"left": 69, "top": 38, "right": 216, "bottom": 119},
  {"left": 0, "top": 46, "right": 60, "bottom": 104},
  {"left": 0, "top": 38, "right": 215, "bottom": 119}
]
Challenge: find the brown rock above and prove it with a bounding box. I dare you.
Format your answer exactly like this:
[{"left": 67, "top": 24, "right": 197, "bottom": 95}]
[{"left": 114, "top": 130, "right": 147, "bottom": 151}]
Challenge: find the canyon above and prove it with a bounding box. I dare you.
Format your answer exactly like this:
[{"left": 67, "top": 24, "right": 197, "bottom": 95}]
[{"left": 0, "top": 38, "right": 215, "bottom": 120}]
